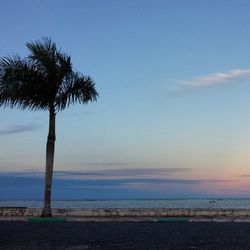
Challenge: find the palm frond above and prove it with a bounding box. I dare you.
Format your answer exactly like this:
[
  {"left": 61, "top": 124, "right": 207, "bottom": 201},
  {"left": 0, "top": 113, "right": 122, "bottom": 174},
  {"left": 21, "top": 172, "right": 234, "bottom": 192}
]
[
  {"left": 55, "top": 73, "right": 98, "bottom": 111},
  {"left": 0, "top": 56, "right": 50, "bottom": 110},
  {"left": 26, "top": 38, "right": 73, "bottom": 95}
]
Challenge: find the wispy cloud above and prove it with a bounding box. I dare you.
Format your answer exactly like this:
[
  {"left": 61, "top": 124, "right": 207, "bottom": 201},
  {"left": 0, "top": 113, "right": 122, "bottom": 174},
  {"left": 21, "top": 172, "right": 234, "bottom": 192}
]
[
  {"left": 87, "top": 162, "right": 132, "bottom": 167},
  {"left": 171, "top": 68, "right": 250, "bottom": 92},
  {"left": 1, "top": 168, "right": 191, "bottom": 180},
  {"left": 66, "top": 161, "right": 134, "bottom": 168},
  {"left": 93, "top": 168, "right": 190, "bottom": 176},
  {"left": 55, "top": 170, "right": 103, "bottom": 177},
  {"left": 53, "top": 168, "right": 191, "bottom": 180},
  {"left": 0, "top": 123, "right": 39, "bottom": 135}
]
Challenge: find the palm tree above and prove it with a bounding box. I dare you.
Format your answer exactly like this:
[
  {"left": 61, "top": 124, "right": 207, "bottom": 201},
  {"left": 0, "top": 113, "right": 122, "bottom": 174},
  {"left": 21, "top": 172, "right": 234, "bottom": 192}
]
[{"left": 0, "top": 38, "right": 98, "bottom": 217}]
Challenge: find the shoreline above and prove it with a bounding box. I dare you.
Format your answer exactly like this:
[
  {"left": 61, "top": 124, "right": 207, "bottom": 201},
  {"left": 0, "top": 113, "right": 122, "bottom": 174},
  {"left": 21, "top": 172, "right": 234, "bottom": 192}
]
[{"left": 1, "top": 207, "right": 250, "bottom": 222}]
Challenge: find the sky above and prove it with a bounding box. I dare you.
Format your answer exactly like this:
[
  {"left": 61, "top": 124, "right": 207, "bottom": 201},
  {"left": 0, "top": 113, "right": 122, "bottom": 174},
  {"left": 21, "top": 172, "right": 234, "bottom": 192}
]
[{"left": 1, "top": 0, "right": 250, "bottom": 199}]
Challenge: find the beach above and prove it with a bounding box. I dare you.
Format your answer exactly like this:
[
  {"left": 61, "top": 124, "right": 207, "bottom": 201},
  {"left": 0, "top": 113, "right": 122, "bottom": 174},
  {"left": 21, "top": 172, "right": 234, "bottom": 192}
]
[{"left": 1, "top": 221, "right": 250, "bottom": 249}]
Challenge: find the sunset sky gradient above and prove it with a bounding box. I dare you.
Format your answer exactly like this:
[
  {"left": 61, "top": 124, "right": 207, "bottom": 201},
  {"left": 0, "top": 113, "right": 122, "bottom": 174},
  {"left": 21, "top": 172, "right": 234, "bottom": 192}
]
[{"left": 1, "top": 0, "right": 250, "bottom": 199}]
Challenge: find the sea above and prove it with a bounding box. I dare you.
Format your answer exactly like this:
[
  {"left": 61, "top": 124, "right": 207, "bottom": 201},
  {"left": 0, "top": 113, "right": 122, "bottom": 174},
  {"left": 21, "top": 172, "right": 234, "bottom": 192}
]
[{"left": 1, "top": 199, "right": 250, "bottom": 209}]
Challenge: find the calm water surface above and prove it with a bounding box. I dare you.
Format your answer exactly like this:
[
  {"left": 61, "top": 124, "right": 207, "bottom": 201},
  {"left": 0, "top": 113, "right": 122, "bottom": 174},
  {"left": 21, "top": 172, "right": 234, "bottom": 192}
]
[{"left": 1, "top": 199, "right": 250, "bottom": 209}]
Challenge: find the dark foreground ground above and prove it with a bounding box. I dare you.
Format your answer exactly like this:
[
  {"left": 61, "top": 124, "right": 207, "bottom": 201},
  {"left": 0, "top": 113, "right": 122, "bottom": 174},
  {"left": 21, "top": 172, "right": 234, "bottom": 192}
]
[{"left": 1, "top": 222, "right": 250, "bottom": 250}]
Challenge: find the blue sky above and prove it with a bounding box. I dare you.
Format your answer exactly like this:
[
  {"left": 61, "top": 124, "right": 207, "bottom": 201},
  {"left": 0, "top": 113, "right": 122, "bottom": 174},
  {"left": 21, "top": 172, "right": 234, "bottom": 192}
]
[{"left": 1, "top": 0, "right": 250, "bottom": 199}]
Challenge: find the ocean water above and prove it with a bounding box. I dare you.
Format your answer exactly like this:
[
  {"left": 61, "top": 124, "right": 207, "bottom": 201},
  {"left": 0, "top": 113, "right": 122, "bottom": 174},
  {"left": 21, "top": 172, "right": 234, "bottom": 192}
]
[{"left": 1, "top": 199, "right": 250, "bottom": 209}]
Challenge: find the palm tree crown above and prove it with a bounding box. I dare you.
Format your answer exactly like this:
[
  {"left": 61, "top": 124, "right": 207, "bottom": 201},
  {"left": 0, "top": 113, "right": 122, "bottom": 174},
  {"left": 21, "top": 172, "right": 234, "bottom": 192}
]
[
  {"left": 0, "top": 38, "right": 98, "bottom": 217},
  {"left": 0, "top": 38, "right": 98, "bottom": 111}
]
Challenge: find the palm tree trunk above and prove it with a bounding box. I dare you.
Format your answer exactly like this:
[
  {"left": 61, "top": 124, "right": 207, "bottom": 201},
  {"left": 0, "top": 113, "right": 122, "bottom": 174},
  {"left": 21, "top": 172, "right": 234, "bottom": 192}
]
[{"left": 41, "top": 107, "right": 56, "bottom": 217}]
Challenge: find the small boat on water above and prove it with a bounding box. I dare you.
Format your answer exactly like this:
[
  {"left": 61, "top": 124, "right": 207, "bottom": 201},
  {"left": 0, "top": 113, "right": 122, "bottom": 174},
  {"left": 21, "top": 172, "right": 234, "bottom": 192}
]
[{"left": 209, "top": 200, "right": 216, "bottom": 203}]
